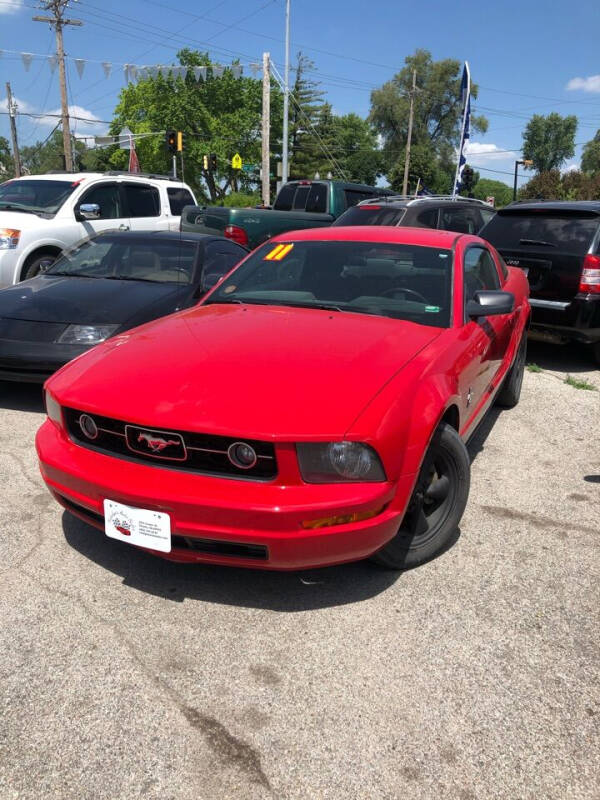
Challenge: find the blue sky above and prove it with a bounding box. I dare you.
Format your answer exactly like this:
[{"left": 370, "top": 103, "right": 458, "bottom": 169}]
[{"left": 1, "top": 0, "right": 600, "bottom": 188}]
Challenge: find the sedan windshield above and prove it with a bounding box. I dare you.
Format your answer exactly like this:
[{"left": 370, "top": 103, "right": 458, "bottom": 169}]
[
  {"left": 46, "top": 235, "right": 197, "bottom": 283},
  {"left": 0, "top": 179, "right": 77, "bottom": 216},
  {"left": 206, "top": 240, "right": 453, "bottom": 327}
]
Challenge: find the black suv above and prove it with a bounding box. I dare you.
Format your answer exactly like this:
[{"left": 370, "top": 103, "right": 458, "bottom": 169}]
[
  {"left": 480, "top": 201, "right": 600, "bottom": 363},
  {"left": 332, "top": 195, "right": 495, "bottom": 234}
]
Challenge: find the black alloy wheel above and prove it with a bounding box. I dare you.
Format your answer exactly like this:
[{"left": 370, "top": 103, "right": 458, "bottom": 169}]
[
  {"left": 22, "top": 254, "right": 57, "bottom": 281},
  {"left": 371, "top": 423, "right": 470, "bottom": 570}
]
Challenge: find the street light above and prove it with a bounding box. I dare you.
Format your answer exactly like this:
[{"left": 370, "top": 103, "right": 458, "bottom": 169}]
[{"left": 513, "top": 159, "right": 534, "bottom": 201}]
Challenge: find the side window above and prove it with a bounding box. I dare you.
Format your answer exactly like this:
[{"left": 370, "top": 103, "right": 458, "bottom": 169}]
[
  {"left": 124, "top": 184, "right": 161, "bottom": 218},
  {"left": 464, "top": 246, "right": 500, "bottom": 301},
  {"left": 344, "top": 189, "right": 374, "bottom": 209},
  {"left": 293, "top": 186, "right": 310, "bottom": 210},
  {"left": 203, "top": 243, "right": 245, "bottom": 286},
  {"left": 413, "top": 207, "right": 439, "bottom": 229},
  {"left": 167, "top": 187, "right": 195, "bottom": 216},
  {"left": 479, "top": 208, "right": 495, "bottom": 229},
  {"left": 305, "top": 183, "right": 327, "bottom": 213},
  {"left": 78, "top": 183, "right": 122, "bottom": 219},
  {"left": 273, "top": 183, "right": 297, "bottom": 211},
  {"left": 440, "top": 207, "right": 480, "bottom": 234}
]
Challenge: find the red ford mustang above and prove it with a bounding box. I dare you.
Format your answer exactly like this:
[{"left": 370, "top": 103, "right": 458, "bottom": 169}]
[{"left": 36, "top": 226, "right": 529, "bottom": 571}]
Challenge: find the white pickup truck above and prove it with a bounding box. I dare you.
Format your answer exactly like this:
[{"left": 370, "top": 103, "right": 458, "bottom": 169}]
[{"left": 0, "top": 172, "right": 197, "bottom": 286}]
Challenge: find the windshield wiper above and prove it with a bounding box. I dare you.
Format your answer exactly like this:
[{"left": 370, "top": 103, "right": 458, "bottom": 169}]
[
  {"left": 0, "top": 203, "right": 42, "bottom": 216},
  {"left": 46, "top": 270, "right": 93, "bottom": 277},
  {"left": 206, "top": 298, "right": 342, "bottom": 311},
  {"left": 103, "top": 275, "right": 161, "bottom": 283},
  {"left": 519, "top": 238, "right": 556, "bottom": 247}
]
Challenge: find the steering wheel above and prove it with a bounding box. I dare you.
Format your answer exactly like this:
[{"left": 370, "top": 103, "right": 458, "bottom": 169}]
[{"left": 380, "top": 287, "right": 429, "bottom": 303}]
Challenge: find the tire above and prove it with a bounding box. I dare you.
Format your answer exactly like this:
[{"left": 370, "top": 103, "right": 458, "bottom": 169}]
[
  {"left": 370, "top": 422, "right": 470, "bottom": 570},
  {"left": 591, "top": 341, "right": 600, "bottom": 367},
  {"left": 496, "top": 334, "right": 526, "bottom": 409},
  {"left": 21, "top": 253, "right": 58, "bottom": 281}
]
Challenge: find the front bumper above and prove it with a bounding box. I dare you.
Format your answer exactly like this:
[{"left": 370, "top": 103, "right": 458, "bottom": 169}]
[
  {"left": 36, "top": 420, "right": 415, "bottom": 570},
  {"left": 0, "top": 339, "right": 88, "bottom": 382},
  {"left": 0, "top": 249, "right": 19, "bottom": 288},
  {"left": 529, "top": 294, "right": 600, "bottom": 344}
]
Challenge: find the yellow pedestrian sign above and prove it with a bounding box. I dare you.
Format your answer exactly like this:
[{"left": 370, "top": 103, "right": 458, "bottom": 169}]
[{"left": 231, "top": 153, "right": 242, "bottom": 169}]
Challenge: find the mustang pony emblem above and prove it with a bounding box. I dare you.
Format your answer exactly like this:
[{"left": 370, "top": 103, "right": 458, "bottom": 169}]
[{"left": 137, "top": 432, "right": 180, "bottom": 453}]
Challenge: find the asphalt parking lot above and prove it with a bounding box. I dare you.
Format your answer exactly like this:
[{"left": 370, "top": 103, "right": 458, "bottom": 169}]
[{"left": 0, "top": 340, "right": 598, "bottom": 800}]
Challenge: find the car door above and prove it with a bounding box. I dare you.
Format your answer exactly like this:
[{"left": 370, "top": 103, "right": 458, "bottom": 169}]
[
  {"left": 74, "top": 181, "right": 130, "bottom": 238},
  {"left": 122, "top": 182, "right": 163, "bottom": 232}
]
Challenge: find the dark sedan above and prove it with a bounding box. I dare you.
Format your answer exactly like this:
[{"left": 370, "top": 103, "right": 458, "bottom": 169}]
[{"left": 0, "top": 231, "right": 248, "bottom": 382}]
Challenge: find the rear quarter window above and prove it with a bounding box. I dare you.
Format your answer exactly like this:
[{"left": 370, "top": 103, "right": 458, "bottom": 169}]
[
  {"left": 167, "top": 187, "right": 195, "bottom": 215},
  {"left": 333, "top": 205, "right": 405, "bottom": 226}
]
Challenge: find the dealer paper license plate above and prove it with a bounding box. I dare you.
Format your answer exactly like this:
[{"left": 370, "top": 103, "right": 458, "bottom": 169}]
[{"left": 104, "top": 499, "right": 171, "bottom": 553}]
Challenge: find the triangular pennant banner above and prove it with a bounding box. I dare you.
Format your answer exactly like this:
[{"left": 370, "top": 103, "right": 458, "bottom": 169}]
[
  {"left": 21, "top": 53, "right": 33, "bottom": 72},
  {"left": 199, "top": 66, "right": 207, "bottom": 80},
  {"left": 250, "top": 62, "right": 261, "bottom": 77},
  {"left": 123, "top": 63, "right": 130, "bottom": 82},
  {"left": 102, "top": 62, "right": 112, "bottom": 78},
  {"left": 47, "top": 55, "right": 57, "bottom": 73},
  {"left": 129, "top": 65, "right": 138, "bottom": 82},
  {"left": 231, "top": 65, "right": 243, "bottom": 79},
  {"left": 213, "top": 64, "right": 224, "bottom": 78},
  {"left": 74, "top": 58, "right": 85, "bottom": 78},
  {"left": 148, "top": 66, "right": 159, "bottom": 79},
  {"left": 193, "top": 66, "right": 203, "bottom": 81}
]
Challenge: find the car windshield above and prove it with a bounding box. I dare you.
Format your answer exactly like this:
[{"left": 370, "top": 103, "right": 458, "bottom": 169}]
[
  {"left": 0, "top": 179, "right": 77, "bottom": 215},
  {"left": 206, "top": 240, "right": 453, "bottom": 327},
  {"left": 46, "top": 235, "right": 197, "bottom": 283},
  {"left": 482, "top": 211, "right": 599, "bottom": 253},
  {"left": 333, "top": 205, "right": 406, "bottom": 227}
]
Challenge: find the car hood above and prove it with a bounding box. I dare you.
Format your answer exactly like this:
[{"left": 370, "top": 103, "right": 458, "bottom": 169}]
[
  {"left": 50, "top": 303, "right": 441, "bottom": 440},
  {"left": 0, "top": 275, "right": 189, "bottom": 325},
  {"left": 0, "top": 210, "right": 53, "bottom": 228}
]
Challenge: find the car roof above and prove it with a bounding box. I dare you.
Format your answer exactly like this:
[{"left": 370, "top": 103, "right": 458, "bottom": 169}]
[
  {"left": 500, "top": 200, "right": 600, "bottom": 214},
  {"left": 271, "top": 225, "right": 463, "bottom": 247},
  {"left": 6, "top": 172, "right": 186, "bottom": 186},
  {"left": 353, "top": 195, "right": 493, "bottom": 209}
]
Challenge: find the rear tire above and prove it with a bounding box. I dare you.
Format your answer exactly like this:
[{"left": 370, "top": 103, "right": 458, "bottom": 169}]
[
  {"left": 591, "top": 341, "right": 600, "bottom": 366},
  {"left": 496, "top": 334, "right": 526, "bottom": 408},
  {"left": 370, "top": 423, "right": 470, "bottom": 570},
  {"left": 21, "top": 252, "right": 57, "bottom": 281}
]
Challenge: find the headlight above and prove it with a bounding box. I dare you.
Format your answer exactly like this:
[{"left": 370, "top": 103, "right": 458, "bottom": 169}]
[
  {"left": 56, "top": 324, "right": 119, "bottom": 345},
  {"left": 45, "top": 390, "right": 63, "bottom": 429},
  {"left": 297, "top": 441, "right": 386, "bottom": 483},
  {"left": 0, "top": 229, "right": 20, "bottom": 250}
]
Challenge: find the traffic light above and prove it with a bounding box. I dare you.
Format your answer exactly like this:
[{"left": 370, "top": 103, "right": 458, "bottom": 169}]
[
  {"left": 176, "top": 131, "right": 184, "bottom": 152},
  {"left": 166, "top": 129, "right": 177, "bottom": 154},
  {"left": 203, "top": 154, "right": 209, "bottom": 170},
  {"left": 462, "top": 165, "right": 475, "bottom": 193},
  {"left": 209, "top": 153, "right": 218, "bottom": 171}
]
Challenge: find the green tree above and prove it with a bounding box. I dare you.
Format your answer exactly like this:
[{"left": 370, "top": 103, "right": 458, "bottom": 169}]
[
  {"left": 369, "top": 49, "right": 488, "bottom": 193},
  {"left": 472, "top": 178, "right": 513, "bottom": 208},
  {"left": 288, "top": 52, "right": 325, "bottom": 179},
  {"left": 518, "top": 170, "right": 563, "bottom": 200},
  {"left": 109, "top": 49, "right": 282, "bottom": 202},
  {"left": 581, "top": 130, "right": 600, "bottom": 175},
  {"left": 333, "top": 112, "right": 382, "bottom": 185},
  {"left": 20, "top": 129, "right": 90, "bottom": 174},
  {"left": 522, "top": 113, "right": 577, "bottom": 173},
  {"left": 0, "top": 136, "right": 13, "bottom": 177}
]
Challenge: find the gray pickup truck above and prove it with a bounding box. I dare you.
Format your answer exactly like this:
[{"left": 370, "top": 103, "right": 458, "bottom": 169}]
[{"left": 180, "top": 179, "right": 390, "bottom": 250}]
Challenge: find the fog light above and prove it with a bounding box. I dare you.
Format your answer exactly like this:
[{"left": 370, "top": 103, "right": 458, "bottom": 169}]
[
  {"left": 227, "top": 441, "right": 257, "bottom": 469},
  {"left": 79, "top": 413, "right": 98, "bottom": 440},
  {"left": 301, "top": 506, "right": 385, "bottom": 530}
]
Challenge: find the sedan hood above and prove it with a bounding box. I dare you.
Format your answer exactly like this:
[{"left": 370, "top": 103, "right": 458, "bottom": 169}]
[
  {"left": 50, "top": 304, "right": 441, "bottom": 440},
  {"left": 0, "top": 275, "right": 188, "bottom": 325}
]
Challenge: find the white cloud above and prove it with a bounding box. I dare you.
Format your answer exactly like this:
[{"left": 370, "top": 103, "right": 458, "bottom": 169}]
[
  {"left": 0, "top": 95, "right": 34, "bottom": 114},
  {"left": 0, "top": 0, "right": 23, "bottom": 14},
  {"left": 562, "top": 160, "right": 581, "bottom": 174},
  {"left": 465, "top": 142, "right": 516, "bottom": 161},
  {"left": 566, "top": 75, "right": 600, "bottom": 93},
  {"left": 38, "top": 105, "right": 107, "bottom": 139}
]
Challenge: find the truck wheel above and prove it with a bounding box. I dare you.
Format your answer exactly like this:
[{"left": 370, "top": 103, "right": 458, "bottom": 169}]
[
  {"left": 22, "top": 252, "right": 57, "bottom": 281},
  {"left": 370, "top": 423, "right": 470, "bottom": 570}
]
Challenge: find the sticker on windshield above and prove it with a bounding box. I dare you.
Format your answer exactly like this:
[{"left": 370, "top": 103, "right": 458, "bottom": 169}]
[
  {"left": 425, "top": 305, "right": 441, "bottom": 313},
  {"left": 264, "top": 243, "right": 294, "bottom": 261}
]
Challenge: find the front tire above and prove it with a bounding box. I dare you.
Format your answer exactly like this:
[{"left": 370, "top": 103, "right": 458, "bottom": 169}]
[
  {"left": 371, "top": 423, "right": 470, "bottom": 570},
  {"left": 496, "top": 334, "right": 526, "bottom": 408},
  {"left": 21, "top": 253, "right": 57, "bottom": 281}
]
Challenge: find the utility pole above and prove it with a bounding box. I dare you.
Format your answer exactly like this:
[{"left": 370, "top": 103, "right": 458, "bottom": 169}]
[
  {"left": 402, "top": 69, "right": 417, "bottom": 196},
  {"left": 261, "top": 52, "right": 271, "bottom": 206},
  {"left": 33, "top": 1, "right": 82, "bottom": 172},
  {"left": 5, "top": 83, "right": 21, "bottom": 178},
  {"left": 281, "top": 0, "right": 290, "bottom": 186}
]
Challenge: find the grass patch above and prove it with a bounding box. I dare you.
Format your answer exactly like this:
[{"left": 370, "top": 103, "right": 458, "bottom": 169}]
[
  {"left": 526, "top": 363, "right": 543, "bottom": 373},
  {"left": 565, "top": 374, "right": 597, "bottom": 391}
]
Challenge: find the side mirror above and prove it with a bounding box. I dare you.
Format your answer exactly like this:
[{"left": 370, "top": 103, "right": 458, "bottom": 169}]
[
  {"left": 77, "top": 203, "right": 101, "bottom": 220},
  {"left": 467, "top": 290, "right": 515, "bottom": 318}
]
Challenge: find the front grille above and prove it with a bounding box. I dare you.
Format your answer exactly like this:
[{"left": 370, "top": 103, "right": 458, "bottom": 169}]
[
  {"left": 63, "top": 407, "right": 277, "bottom": 480},
  {"left": 0, "top": 318, "right": 67, "bottom": 342},
  {"left": 59, "top": 494, "right": 268, "bottom": 560}
]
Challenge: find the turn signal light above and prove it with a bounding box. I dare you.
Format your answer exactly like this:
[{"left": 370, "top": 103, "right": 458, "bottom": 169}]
[
  {"left": 224, "top": 224, "right": 249, "bottom": 247},
  {"left": 580, "top": 255, "right": 600, "bottom": 294},
  {"left": 301, "top": 506, "right": 385, "bottom": 530}
]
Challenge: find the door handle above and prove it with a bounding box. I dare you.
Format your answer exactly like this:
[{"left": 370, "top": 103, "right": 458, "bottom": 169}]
[{"left": 119, "top": 224, "right": 130, "bottom": 231}]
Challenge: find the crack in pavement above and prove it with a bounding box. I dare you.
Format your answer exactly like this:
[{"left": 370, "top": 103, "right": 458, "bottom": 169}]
[{"left": 18, "top": 569, "right": 273, "bottom": 794}]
